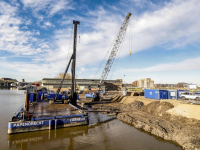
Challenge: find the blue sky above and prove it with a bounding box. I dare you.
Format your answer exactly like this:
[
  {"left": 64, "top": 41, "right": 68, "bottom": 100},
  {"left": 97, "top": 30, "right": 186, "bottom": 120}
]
[{"left": 0, "top": 0, "right": 200, "bottom": 85}]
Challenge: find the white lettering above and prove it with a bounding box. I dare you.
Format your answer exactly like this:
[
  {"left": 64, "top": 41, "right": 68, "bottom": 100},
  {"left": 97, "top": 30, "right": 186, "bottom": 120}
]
[
  {"left": 11, "top": 136, "right": 43, "bottom": 144},
  {"left": 70, "top": 118, "right": 85, "bottom": 122},
  {"left": 25, "top": 122, "right": 30, "bottom": 126},
  {"left": 12, "top": 121, "right": 46, "bottom": 128}
]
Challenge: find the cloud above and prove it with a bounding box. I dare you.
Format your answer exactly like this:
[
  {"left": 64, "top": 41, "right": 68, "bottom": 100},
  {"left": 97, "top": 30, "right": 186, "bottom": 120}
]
[
  {"left": 25, "top": 19, "right": 31, "bottom": 25},
  {"left": 1, "top": 0, "right": 200, "bottom": 82},
  {"left": 52, "top": 0, "right": 200, "bottom": 71},
  {"left": 21, "top": 26, "right": 28, "bottom": 29},
  {"left": 20, "top": 0, "right": 73, "bottom": 18},
  {"left": 48, "top": 0, "right": 73, "bottom": 16},
  {"left": 49, "top": 7, "right": 124, "bottom": 67},
  {"left": 0, "top": 60, "right": 59, "bottom": 81},
  {"left": 31, "top": 0, "right": 200, "bottom": 80},
  {"left": 40, "top": 21, "right": 55, "bottom": 29},
  {"left": 129, "top": 0, "right": 200, "bottom": 53},
  {"left": 0, "top": 57, "right": 6, "bottom": 60},
  {"left": 117, "top": 57, "right": 200, "bottom": 73},
  {"left": 0, "top": 1, "right": 17, "bottom": 15},
  {"left": 79, "top": 67, "right": 85, "bottom": 74},
  {"left": 0, "top": 1, "right": 49, "bottom": 56}
]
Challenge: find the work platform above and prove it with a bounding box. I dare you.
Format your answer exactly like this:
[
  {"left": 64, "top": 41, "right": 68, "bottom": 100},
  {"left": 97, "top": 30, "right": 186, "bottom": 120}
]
[
  {"left": 8, "top": 102, "right": 89, "bottom": 134},
  {"left": 32, "top": 101, "right": 81, "bottom": 117}
]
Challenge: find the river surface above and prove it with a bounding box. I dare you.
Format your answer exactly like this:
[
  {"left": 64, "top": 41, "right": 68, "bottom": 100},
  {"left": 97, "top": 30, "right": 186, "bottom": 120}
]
[{"left": 0, "top": 90, "right": 182, "bottom": 150}]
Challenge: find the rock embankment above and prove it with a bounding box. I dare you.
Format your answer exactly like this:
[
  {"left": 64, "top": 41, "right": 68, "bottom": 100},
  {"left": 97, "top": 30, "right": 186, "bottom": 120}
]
[{"left": 117, "top": 101, "right": 200, "bottom": 150}]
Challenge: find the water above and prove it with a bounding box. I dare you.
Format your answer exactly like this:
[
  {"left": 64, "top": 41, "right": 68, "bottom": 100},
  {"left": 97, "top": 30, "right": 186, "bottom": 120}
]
[{"left": 0, "top": 90, "right": 182, "bottom": 150}]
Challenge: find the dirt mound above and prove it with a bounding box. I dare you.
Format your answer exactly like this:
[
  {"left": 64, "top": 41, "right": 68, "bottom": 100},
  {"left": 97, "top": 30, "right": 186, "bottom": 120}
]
[
  {"left": 125, "top": 100, "right": 144, "bottom": 110},
  {"left": 141, "top": 101, "right": 174, "bottom": 116}
]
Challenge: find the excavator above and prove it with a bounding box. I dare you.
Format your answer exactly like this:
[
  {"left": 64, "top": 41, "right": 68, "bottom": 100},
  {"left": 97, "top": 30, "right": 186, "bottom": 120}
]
[{"left": 85, "top": 12, "right": 132, "bottom": 101}]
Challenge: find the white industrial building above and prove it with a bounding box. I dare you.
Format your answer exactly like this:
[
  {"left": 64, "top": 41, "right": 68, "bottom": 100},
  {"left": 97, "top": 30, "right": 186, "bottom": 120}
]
[
  {"left": 42, "top": 78, "right": 122, "bottom": 91},
  {"left": 138, "top": 78, "right": 154, "bottom": 88}
]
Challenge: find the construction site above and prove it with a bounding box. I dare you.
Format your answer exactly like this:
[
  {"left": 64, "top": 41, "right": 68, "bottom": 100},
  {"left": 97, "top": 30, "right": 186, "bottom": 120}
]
[
  {"left": 76, "top": 91, "right": 200, "bottom": 150},
  {"left": 2, "top": 11, "right": 200, "bottom": 150}
]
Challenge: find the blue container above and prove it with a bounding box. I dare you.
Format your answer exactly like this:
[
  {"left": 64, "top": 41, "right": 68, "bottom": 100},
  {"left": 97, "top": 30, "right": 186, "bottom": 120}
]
[
  {"left": 57, "top": 94, "right": 67, "bottom": 99},
  {"left": 37, "top": 91, "right": 43, "bottom": 101},
  {"left": 77, "top": 94, "right": 79, "bottom": 100},
  {"left": 29, "top": 93, "right": 35, "bottom": 103},
  {"left": 48, "top": 94, "right": 67, "bottom": 100},
  {"left": 144, "top": 89, "right": 159, "bottom": 99},
  {"left": 85, "top": 93, "right": 94, "bottom": 98},
  {"left": 61, "top": 91, "right": 68, "bottom": 95},
  {"left": 159, "top": 90, "right": 168, "bottom": 99},
  {"left": 48, "top": 93, "right": 56, "bottom": 99},
  {"left": 144, "top": 89, "right": 168, "bottom": 100},
  {"left": 177, "top": 90, "right": 189, "bottom": 99},
  {"left": 168, "top": 90, "right": 177, "bottom": 99},
  {"left": 43, "top": 92, "right": 48, "bottom": 100}
]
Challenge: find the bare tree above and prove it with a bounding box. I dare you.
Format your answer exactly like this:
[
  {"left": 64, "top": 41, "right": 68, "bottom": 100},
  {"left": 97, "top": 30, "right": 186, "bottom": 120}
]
[{"left": 55, "top": 73, "right": 72, "bottom": 79}]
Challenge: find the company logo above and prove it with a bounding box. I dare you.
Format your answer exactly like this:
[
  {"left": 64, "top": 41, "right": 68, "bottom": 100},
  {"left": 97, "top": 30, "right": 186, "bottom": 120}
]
[
  {"left": 12, "top": 121, "right": 45, "bottom": 128},
  {"left": 70, "top": 118, "right": 86, "bottom": 122}
]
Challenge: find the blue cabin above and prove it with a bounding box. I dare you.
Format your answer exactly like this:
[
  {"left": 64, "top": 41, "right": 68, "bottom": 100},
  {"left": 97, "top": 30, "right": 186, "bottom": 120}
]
[
  {"left": 177, "top": 90, "right": 189, "bottom": 99},
  {"left": 144, "top": 89, "right": 168, "bottom": 100},
  {"left": 168, "top": 90, "right": 177, "bottom": 99},
  {"left": 29, "top": 93, "right": 37, "bottom": 103}
]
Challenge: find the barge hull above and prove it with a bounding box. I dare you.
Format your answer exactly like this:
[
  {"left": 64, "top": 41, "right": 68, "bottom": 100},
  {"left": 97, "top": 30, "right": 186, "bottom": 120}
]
[{"left": 8, "top": 116, "right": 88, "bottom": 134}]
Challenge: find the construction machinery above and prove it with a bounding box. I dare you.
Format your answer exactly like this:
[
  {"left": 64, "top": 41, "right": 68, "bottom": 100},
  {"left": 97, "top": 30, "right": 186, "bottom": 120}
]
[
  {"left": 85, "top": 12, "right": 132, "bottom": 101},
  {"left": 7, "top": 20, "right": 91, "bottom": 135},
  {"left": 48, "top": 20, "right": 80, "bottom": 105}
]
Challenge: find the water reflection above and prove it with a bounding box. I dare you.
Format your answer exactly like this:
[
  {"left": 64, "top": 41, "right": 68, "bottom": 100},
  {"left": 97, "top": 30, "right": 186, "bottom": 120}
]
[
  {"left": 8, "top": 125, "right": 89, "bottom": 149},
  {"left": 7, "top": 112, "right": 182, "bottom": 150},
  {"left": 7, "top": 112, "right": 116, "bottom": 150}
]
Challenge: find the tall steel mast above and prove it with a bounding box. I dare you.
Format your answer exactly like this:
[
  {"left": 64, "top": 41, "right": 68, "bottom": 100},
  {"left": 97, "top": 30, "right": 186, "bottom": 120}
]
[
  {"left": 99, "top": 13, "right": 131, "bottom": 84},
  {"left": 71, "top": 20, "right": 80, "bottom": 105},
  {"left": 55, "top": 20, "right": 79, "bottom": 105}
]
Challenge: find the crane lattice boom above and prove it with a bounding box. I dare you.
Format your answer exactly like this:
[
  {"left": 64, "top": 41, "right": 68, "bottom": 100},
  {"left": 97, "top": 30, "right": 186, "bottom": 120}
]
[{"left": 100, "top": 12, "right": 131, "bottom": 84}]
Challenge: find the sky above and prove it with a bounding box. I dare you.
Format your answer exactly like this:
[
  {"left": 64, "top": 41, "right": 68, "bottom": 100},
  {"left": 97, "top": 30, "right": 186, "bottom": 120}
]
[{"left": 0, "top": 0, "right": 200, "bottom": 85}]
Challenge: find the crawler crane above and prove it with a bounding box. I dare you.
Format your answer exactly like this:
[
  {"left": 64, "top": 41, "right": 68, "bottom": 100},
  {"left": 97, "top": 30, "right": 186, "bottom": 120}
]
[{"left": 85, "top": 12, "right": 132, "bottom": 101}]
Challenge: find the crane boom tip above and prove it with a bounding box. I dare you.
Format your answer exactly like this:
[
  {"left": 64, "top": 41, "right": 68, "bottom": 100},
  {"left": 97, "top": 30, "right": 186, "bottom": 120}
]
[{"left": 126, "top": 12, "right": 131, "bottom": 19}]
